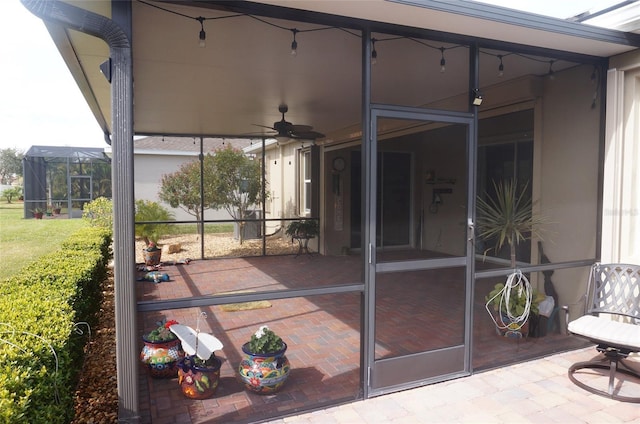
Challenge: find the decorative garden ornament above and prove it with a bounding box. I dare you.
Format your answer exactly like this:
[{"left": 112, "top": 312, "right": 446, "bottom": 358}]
[{"left": 171, "top": 312, "right": 224, "bottom": 399}]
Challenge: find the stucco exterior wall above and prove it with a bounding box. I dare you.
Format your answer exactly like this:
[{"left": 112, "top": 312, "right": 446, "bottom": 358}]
[
  {"left": 261, "top": 141, "right": 319, "bottom": 251},
  {"left": 134, "top": 151, "right": 233, "bottom": 221},
  {"left": 538, "top": 64, "right": 601, "bottom": 321}
]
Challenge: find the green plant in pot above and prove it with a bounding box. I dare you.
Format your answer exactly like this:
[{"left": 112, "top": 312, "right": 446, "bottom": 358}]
[
  {"left": 285, "top": 219, "right": 319, "bottom": 256},
  {"left": 238, "top": 325, "right": 291, "bottom": 394},
  {"left": 485, "top": 279, "right": 546, "bottom": 337},
  {"left": 285, "top": 219, "right": 319, "bottom": 239},
  {"left": 31, "top": 207, "right": 45, "bottom": 219},
  {"left": 476, "top": 179, "right": 548, "bottom": 337},
  {"left": 140, "top": 318, "right": 185, "bottom": 378},
  {"left": 135, "top": 199, "right": 175, "bottom": 265}
]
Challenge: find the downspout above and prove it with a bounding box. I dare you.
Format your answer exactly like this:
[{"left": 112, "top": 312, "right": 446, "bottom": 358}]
[{"left": 20, "top": 1, "right": 138, "bottom": 422}]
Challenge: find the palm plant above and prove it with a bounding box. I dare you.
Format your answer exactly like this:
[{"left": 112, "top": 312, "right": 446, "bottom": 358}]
[
  {"left": 476, "top": 179, "right": 547, "bottom": 268},
  {"left": 135, "top": 199, "right": 175, "bottom": 246}
]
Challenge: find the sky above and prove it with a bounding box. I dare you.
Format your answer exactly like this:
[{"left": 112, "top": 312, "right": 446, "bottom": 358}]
[
  {"left": 0, "top": 0, "right": 626, "bottom": 154},
  {"left": 0, "top": 1, "right": 107, "bottom": 153}
]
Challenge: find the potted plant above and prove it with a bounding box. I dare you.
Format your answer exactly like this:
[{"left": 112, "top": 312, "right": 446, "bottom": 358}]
[
  {"left": 30, "top": 207, "right": 44, "bottom": 219},
  {"left": 170, "top": 313, "right": 224, "bottom": 399},
  {"left": 485, "top": 279, "right": 546, "bottom": 337},
  {"left": 140, "top": 319, "right": 185, "bottom": 378},
  {"left": 135, "top": 199, "right": 175, "bottom": 265},
  {"left": 238, "top": 325, "right": 290, "bottom": 394},
  {"left": 285, "top": 219, "right": 319, "bottom": 239},
  {"left": 476, "top": 179, "right": 548, "bottom": 337},
  {"left": 52, "top": 202, "right": 62, "bottom": 215},
  {"left": 285, "top": 219, "right": 319, "bottom": 256},
  {"left": 142, "top": 242, "right": 162, "bottom": 267}
]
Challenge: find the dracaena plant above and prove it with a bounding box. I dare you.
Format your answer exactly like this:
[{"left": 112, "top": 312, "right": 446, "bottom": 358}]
[{"left": 476, "top": 179, "right": 547, "bottom": 268}]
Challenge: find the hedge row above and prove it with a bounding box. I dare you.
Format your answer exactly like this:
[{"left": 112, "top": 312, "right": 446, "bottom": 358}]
[{"left": 0, "top": 226, "right": 112, "bottom": 424}]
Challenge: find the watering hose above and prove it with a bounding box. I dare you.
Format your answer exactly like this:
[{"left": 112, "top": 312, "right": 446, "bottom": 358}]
[{"left": 485, "top": 270, "right": 533, "bottom": 331}]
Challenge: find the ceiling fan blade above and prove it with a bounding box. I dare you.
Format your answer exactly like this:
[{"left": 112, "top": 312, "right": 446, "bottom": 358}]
[
  {"left": 291, "top": 130, "right": 325, "bottom": 139},
  {"left": 289, "top": 124, "right": 313, "bottom": 132},
  {"left": 252, "top": 124, "right": 276, "bottom": 131}
]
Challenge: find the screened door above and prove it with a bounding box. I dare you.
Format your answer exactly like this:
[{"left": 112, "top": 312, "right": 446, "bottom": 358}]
[{"left": 367, "top": 105, "right": 475, "bottom": 395}]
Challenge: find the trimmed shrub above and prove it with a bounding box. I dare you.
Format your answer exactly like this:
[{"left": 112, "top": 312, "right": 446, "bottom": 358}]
[{"left": 0, "top": 226, "right": 112, "bottom": 424}]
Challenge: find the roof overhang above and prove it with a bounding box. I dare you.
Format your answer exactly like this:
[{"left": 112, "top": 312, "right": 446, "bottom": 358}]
[
  {"left": 25, "top": 0, "right": 640, "bottom": 144},
  {"left": 237, "top": 0, "right": 640, "bottom": 56}
]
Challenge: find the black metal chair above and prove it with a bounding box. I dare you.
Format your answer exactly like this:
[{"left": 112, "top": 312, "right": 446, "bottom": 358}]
[{"left": 565, "top": 263, "right": 640, "bottom": 402}]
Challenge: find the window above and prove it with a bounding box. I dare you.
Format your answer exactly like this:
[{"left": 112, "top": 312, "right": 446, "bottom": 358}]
[{"left": 299, "top": 149, "right": 311, "bottom": 216}]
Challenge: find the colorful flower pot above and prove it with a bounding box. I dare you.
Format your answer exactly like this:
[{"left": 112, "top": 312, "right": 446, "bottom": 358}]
[
  {"left": 177, "top": 355, "right": 222, "bottom": 399},
  {"left": 238, "top": 342, "right": 290, "bottom": 394},
  {"left": 140, "top": 336, "right": 184, "bottom": 378},
  {"left": 494, "top": 314, "right": 530, "bottom": 338},
  {"left": 143, "top": 249, "right": 162, "bottom": 266}
]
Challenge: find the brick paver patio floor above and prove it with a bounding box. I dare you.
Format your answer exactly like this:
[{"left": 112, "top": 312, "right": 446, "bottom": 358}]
[{"left": 136, "top": 254, "right": 594, "bottom": 423}]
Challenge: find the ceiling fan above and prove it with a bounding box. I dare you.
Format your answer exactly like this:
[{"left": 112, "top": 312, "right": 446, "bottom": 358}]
[{"left": 255, "top": 104, "right": 325, "bottom": 141}]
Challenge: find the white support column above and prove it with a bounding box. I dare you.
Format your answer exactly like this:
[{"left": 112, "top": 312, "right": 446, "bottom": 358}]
[{"left": 602, "top": 63, "right": 640, "bottom": 264}]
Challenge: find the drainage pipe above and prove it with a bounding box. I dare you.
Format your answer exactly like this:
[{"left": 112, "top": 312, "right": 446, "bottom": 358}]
[{"left": 20, "top": 1, "right": 138, "bottom": 422}]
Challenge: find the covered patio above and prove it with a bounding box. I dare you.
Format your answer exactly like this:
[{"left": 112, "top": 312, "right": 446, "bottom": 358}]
[{"left": 21, "top": 1, "right": 640, "bottom": 422}]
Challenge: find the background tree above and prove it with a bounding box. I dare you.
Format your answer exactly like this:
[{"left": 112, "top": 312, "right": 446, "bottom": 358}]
[
  {"left": 210, "top": 146, "right": 266, "bottom": 244},
  {"left": 0, "top": 148, "right": 23, "bottom": 185},
  {"left": 158, "top": 155, "right": 217, "bottom": 226},
  {"left": 1, "top": 186, "right": 22, "bottom": 203}
]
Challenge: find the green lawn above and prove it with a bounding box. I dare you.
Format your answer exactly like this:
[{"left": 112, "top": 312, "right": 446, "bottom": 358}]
[{"left": 0, "top": 202, "right": 87, "bottom": 279}]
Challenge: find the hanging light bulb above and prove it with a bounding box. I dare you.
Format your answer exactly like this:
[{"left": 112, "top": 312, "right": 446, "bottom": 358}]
[
  {"left": 371, "top": 38, "right": 377, "bottom": 65},
  {"left": 439, "top": 47, "right": 446, "bottom": 73},
  {"left": 498, "top": 55, "right": 504, "bottom": 77},
  {"left": 290, "top": 29, "right": 298, "bottom": 56},
  {"left": 197, "top": 17, "right": 206, "bottom": 48}
]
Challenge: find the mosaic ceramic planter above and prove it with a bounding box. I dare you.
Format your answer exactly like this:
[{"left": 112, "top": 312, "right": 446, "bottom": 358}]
[
  {"left": 143, "top": 249, "right": 162, "bottom": 266},
  {"left": 177, "top": 356, "right": 222, "bottom": 399},
  {"left": 140, "top": 336, "right": 184, "bottom": 378},
  {"left": 238, "top": 342, "right": 290, "bottom": 394},
  {"left": 494, "top": 314, "right": 530, "bottom": 338}
]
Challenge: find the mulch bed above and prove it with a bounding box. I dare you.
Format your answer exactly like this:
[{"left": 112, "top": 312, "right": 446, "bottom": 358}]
[{"left": 71, "top": 272, "right": 118, "bottom": 424}]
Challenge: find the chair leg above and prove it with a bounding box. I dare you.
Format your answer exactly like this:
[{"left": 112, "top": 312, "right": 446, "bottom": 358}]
[
  {"left": 608, "top": 358, "right": 617, "bottom": 396},
  {"left": 568, "top": 353, "right": 640, "bottom": 403}
]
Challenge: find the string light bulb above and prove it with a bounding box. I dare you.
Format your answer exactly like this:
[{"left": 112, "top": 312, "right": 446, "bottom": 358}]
[
  {"left": 498, "top": 55, "right": 504, "bottom": 77},
  {"left": 290, "top": 29, "right": 298, "bottom": 56},
  {"left": 439, "top": 47, "right": 446, "bottom": 73},
  {"left": 197, "top": 17, "right": 206, "bottom": 48},
  {"left": 371, "top": 38, "right": 377, "bottom": 65}
]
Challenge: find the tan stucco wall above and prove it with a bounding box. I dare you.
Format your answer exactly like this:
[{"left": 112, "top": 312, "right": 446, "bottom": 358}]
[
  {"left": 537, "top": 64, "right": 601, "bottom": 322},
  {"left": 134, "top": 152, "right": 232, "bottom": 221},
  {"left": 263, "top": 141, "right": 320, "bottom": 251}
]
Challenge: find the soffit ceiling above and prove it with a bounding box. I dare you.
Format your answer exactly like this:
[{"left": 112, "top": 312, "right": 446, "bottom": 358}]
[{"left": 47, "top": 0, "right": 640, "bottom": 145}]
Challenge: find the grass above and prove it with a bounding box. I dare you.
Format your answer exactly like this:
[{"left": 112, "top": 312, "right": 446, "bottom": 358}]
[
  {"left": 168, "top": 222, "right": 234, "bottom": 235},
  {"left": 0, "top": 202, "right": 87, "bottom": 279}
]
